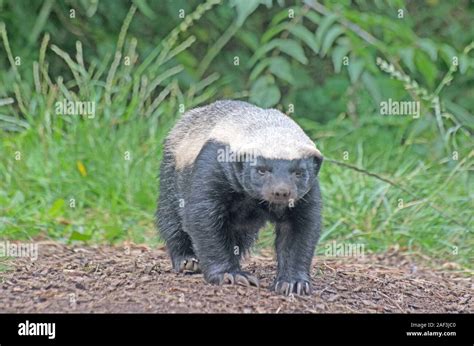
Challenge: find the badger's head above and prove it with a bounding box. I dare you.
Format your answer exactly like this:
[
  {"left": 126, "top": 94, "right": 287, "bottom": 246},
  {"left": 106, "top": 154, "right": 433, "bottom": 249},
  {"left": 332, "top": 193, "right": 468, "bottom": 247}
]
[{"left": 236, "top": 152, "right": 323, "bottom": 207}]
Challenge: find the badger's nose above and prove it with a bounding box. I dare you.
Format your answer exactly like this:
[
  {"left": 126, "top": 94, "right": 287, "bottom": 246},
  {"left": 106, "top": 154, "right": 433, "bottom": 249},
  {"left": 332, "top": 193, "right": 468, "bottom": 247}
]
[{"left": 272, "top": 186, "right": 290, "bottom": 199}]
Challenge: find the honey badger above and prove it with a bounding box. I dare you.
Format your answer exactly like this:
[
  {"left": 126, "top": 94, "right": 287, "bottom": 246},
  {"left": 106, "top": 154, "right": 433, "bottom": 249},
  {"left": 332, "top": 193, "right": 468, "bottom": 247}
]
[{"left": 157, "top": 100, "right": 323, "bottom": 296}]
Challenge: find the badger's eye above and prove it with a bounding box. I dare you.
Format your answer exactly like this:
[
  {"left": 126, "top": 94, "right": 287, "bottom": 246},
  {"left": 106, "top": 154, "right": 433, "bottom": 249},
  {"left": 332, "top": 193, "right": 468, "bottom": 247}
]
[
  {"left": 257, "top": 167, "right": 268, "bottom": 175},
  {"left": 294, "top": 170, "right": 304, "bottom": 178}
]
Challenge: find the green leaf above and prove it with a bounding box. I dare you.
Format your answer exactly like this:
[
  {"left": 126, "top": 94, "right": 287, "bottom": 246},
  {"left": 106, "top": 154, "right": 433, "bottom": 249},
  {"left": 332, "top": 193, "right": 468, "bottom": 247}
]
[
  {"left": 261, "top": 22, "right": 288, "bottom": 43},
  {"left": 321, "top": 25, "right": 345, "bottom": 57},
  {"left": 249, "top": 58, "right": 271, "bottom": 81},
  {"left": 348, "top": 58, "right": 365, "bottom": 83},
  {"left": 288, "top": 25, "right": 319, "bottom": 54},
  {"left": 69, "top": 230, "right": 93, "bottom": 241},
  {"left": 440, "top": 44, "right": 457, "bottom": 67},
  {"left": 332, "top": 44, "right": 351, "bottom": 73},
  {"left": 315, "top": 13, "right": 339, "bottom": 49},
  {"left": 445, "top": 100, "right": 474, "bottom": 130},
  {"left": 271, "top": 7, "right": 298, "bottom": 26},
  {"left": 250, "top": 76, "right": 281, "bottom": 108},
  {"left": 361, "top": 72, "right": 382, "bottom": 104},
  {"left": 80, "top": 0, "right": 99, "bottom": 17},
  {"left": 48, "top": 199, "right": 65, "bottom": 217},
  {"left": 133, "top": 0, "right": 156, "bottom": 20},
  {"left": 269, "top": 57, "right": 294, "bottom": 83},
  {"left": 459, "top": 54, "right": 469, "bottom": 74},
  {"left": 249, "top": 39, "right": 308, "bottom": 66},
  {"left": 415, "top": 51, "right": 437, "bottom": 88},
  {"left": 399, "top": 47, "right": 415, "bottom": 72},
  {"left": 230, "top": 0, "right": 261, "bottom": 26},
  {"left": 418, "top": 39, "right": 438, "bottom": 61},
  {"left": 304, "top": 11, "right": 322, "bottom": 25},
  {"left": 274, "top": 39, "right": 308, "bottom": 64},
  {"left": 235, "top": 30, "right": 260, "bottom": 51}
]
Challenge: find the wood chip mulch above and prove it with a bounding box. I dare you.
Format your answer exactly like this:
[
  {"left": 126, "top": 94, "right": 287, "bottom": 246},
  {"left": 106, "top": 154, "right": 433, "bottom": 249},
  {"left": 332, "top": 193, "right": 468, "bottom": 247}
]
[{"left": 0, "top": 243, "right": 472, "bottom": 313}]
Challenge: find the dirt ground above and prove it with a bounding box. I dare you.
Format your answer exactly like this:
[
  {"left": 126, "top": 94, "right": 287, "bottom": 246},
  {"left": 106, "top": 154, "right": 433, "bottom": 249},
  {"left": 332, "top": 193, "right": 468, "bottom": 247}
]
[{"left": 0, "top": 242, "right": 472, "bottom": 313}]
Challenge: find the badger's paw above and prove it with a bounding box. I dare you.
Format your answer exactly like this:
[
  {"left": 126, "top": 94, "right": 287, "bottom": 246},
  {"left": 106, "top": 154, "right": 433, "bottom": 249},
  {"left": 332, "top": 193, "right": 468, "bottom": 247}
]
[
  {"left": 272, "top": 279, "right": 312, "bottom": 296},
  {"left": 175, "top": 257, "right": 201, "bottom": 273},
  {"left": 208, "top": 271, "right": 259, "bottom": 288}
]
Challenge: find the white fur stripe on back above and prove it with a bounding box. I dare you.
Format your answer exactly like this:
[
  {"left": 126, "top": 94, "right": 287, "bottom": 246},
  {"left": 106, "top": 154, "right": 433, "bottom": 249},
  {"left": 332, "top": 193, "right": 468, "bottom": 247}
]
[{"left": 166, "top": 100, "right": 322, "bottom": 170}]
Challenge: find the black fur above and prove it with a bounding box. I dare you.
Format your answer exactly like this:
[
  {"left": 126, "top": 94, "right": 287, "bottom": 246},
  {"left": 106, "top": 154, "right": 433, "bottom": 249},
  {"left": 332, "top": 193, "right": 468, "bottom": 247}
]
[{"left": 157, "top": 141, "right": 322, "bottom": 295}]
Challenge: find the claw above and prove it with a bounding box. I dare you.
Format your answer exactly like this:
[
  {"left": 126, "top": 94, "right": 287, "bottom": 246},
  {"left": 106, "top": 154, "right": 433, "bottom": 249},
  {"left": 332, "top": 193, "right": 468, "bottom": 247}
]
[
  {"left": 217, "top": 272, "right": 260, "bottom": 288},
  {"left": 177, "top": 258, "right": 201, "bottom": 273},
  {"left": 179, "top": 260, "right": 186, "bottom": 271},
  {"left": 280, "top": 282, "right": 290, "bottom": 295},
  {"left": 273, "top": 280, "right": 312, "bottom": 296},
  {"left": 223, "top": 273, "right": 235, "bottom": 285},
  {"left": 234, "top": 273, "right": 259, "bottom": 287},
  {"left": 304, "top": 282, "right": 311, "bottom": 295},
  {"left": 247, "top": 275, "right": 260, "bottom": 287},
  {"left": 288, "top": 282, "right": 295, "bottom": 296},
  {"left": 184, "top": 260, "right": 193, "bottom": 270},
  {"left": 235, "top": 274, "right": 249, "bottom": 286},
  {"left": 188, "top": 258, "right": 199, "bottom": 271},
  {"left": 296, "top": 282, "right": 303, "bottom": 295}
]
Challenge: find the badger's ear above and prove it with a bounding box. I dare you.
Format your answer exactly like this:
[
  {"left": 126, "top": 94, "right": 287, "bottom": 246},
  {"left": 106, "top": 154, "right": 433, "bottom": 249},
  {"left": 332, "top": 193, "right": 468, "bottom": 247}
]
[{"left": 313, "top": 152, "right": 323, "bottom": 177}]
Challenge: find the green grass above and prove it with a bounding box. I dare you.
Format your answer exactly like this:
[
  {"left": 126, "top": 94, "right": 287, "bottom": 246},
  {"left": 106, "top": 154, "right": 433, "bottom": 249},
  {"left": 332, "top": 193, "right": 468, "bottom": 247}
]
[
  {"left": 314, "top": 119, "right": 473, "bottom": 267},
  {"left": 0, "top": 116, "right": 164, "bottom": 245}
]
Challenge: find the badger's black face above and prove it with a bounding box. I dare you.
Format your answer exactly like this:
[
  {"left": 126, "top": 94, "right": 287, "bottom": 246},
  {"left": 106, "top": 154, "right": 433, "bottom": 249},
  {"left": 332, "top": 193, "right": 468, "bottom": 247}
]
[{"left": 238, "top": 156, "right": 322, "bottom": 206}]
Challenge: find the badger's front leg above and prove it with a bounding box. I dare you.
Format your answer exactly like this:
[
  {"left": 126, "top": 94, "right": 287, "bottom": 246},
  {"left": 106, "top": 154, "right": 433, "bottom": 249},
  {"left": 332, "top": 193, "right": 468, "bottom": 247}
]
[
  {"left": 185, "top": 176, "right": 259, "bottom": 288},
  {"left": 273, "top": 184, "right": 322, "bottom": 296}
]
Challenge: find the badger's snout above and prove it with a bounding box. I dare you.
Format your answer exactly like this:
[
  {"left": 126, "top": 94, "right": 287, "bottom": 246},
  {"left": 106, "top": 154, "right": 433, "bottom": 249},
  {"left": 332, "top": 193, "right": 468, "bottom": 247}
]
[{"left": 263, "top": 183, "right": 297, "bottom": 205}]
